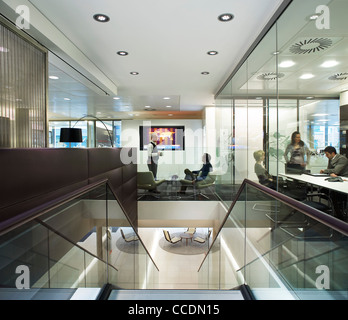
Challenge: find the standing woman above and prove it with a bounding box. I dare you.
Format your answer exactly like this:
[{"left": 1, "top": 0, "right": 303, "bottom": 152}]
[{"left": 284, "top": 131, "right": 311, "bottom": 168}]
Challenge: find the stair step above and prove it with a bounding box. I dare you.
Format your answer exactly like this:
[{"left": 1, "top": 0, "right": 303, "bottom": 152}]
[{"left": 108, "top": 289, "right": 244, "bottom": 300}]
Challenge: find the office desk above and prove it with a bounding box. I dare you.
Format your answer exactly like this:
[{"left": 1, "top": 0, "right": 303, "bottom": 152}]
[{"left": 280, "top": 173, "right": 348, "bottom": 194}]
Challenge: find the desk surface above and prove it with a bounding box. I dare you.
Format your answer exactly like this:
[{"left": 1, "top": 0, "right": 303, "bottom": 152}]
[{"left": 280, "top": 173, "right": 348, "bottom": 194}]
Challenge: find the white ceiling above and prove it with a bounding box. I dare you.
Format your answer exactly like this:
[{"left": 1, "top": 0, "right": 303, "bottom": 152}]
[
  {"left": 1, "top": 0, "right": 285, "bottom": 119},
  {"left": 218, "top": 0, "right": 348, "bottom": 100}
]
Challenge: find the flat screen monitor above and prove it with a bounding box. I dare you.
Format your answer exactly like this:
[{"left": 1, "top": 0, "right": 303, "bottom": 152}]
[{"left": 139, "top": 126, "right": 185, "bottom": 151}]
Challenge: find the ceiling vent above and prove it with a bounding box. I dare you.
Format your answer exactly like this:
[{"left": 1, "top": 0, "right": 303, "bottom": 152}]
[
  {"left": 328, "top": 73, "right": 348, "bottom": 81},
  {"left": 289, "top": 38, "right": 333, "bottom": 54},
  {"left": 257, "top": 72, "right": 285, "bottom": 81}
]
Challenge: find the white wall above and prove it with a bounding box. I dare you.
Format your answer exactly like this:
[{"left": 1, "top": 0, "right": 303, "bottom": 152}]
[{"left": 121, "top": 119, "right": 204, "bottom": 179}]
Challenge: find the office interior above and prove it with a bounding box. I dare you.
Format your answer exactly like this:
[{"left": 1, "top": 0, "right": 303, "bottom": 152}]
[{"left": 0, "top": 0, "right": 347, "bottom": 300}]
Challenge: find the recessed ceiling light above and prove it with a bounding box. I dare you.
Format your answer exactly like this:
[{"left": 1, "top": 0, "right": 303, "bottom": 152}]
[
  {"left": 207, "top": 51, "right": 218, "bottom": 55},
  {"left": 113, "top": 97, "right": 120, "bottom": 100},
  {"left": 64, "top": 98, "right": 71, "bottom": 101},
  {"left": 166, "top": 105, "right": 172, "bottom": 108},
  {"left": 279, "top": 60, "right": 295, "bottom": 68},
  {"left": 130, "top": 72, "right": 139, "bottom": 75},
  {"left": 272, "top": 51, "right": 280, "bottom": 55},
  {"left": 93, "top": 14, "right": 110, "bottom": 22},
  {"left": 321, "top": 60, "right": 339, "bottom": 68},
  {"left": 145, "top": 106, "right": 151, "bottom": 108},
  {"left": 163, "top": 97, "right": 171, "bottom": 100},
  {"left": 201, "top": 71, "right": 210, "bottom": 75},
  {"left": 117, "top": 51, "right": 128, "bottom": 56},
  {"left": 49, "top": 75, "right": 59, "bottom": 80},
  {"left": 218, "top": 13, "right": 234, "bottom": 22},
  {"left": 300, "top": 73, "right": 314, "bottom": 79}
]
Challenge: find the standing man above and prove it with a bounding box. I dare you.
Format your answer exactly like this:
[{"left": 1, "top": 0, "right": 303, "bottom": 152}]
[
  {"left": 320, "top": 146, "right": 348, "bottom": 177},
  {"left": 147, "top": 132, "right": 163, "bottom": 180}
]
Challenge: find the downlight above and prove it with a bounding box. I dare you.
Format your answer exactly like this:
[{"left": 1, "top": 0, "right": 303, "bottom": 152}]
[
  {"left": 93, "top": 14, "right": 110, "bottom": 22},
  {"left": 218, "top": 13, "right": 234, "bottom": 22}
]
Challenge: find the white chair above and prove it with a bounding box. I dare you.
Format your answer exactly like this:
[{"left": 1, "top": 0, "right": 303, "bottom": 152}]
[
  {"left": 184, "top": 227, "right": 196, "bottom": 235},
  {"left": 163, "top": 230, "right": 181, "bottom": 244},
  {"left": 120, "top": 229, "right": 139, "bottom": 242},
  {"left": 193, "top": 230, "right": 212, "bottom": 244}
]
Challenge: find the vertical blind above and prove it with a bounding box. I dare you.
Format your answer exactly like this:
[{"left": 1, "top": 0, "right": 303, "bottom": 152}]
[{"left": 0, "top": 20, "right": 47, "bottom": 148}]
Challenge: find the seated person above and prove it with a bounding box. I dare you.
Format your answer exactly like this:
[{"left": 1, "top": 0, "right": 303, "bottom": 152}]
[
  {"left": 320, "top": 146, "right": 348, "bottom": 221},
  {"left": 253, "top": 150, "right": 277, "bottom": 189},
  {"left": 180, "top": 153, "right": 213, "bottom": 193},
  {"left": 320, "top": 146, "right": 348, "bottom": 177}
]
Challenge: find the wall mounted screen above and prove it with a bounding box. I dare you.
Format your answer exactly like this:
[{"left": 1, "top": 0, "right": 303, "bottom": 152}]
[{"left": 139, "top": 126, "right": 185, "bottom": 151}]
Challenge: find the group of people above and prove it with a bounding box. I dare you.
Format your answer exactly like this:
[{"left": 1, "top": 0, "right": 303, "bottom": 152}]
[
  {"left": 254, "top": 131, "right": 348, "bottom": 220},
  {"left": 147, "top": 132, "right": 212, "bottom": 192},
  {"left": 254, "top": 131, "right": 348, "bottom": 185},
  {"left": 147, "top": 131, "right": 347, "bottom": 219}
]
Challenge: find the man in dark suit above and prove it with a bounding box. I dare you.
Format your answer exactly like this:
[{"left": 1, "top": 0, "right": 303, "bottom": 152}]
[
  {"left": 320, "top": 146, "right": 348, "bottom": 221},
  {"left": 320, "top": 146, "right": 348, "bottom": 177}
]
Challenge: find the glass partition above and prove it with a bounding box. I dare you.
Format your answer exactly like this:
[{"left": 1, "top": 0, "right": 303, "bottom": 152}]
[
  {"left": 48, "top": 120, "right": 121, "bottom": 148},
  {"left": 213, "top": 0, "right": 346, "bottom": 210},
  {"left": 198, "top": 180, "right": 348, "bottom": 300},
  {"left": 0, "top": 181, "right": 158, "bottom": 299}
]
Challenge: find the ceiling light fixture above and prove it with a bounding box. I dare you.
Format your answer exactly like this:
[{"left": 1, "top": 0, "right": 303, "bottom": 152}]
[
  {"left": 207, "top": 51, "right": 218, "bottom": 55},
  {"left": 300, "top": 73, "right": 314, "bottom": 79},
  {"left": 113, "top": 97, "right": 120, "bottom": 100},
  {"left": 166, "top": 105, "right": 172, "bottom": 108},
  {"left": 130, "top": 72, "right": 139, "bottom": 75},
  {"left": 49, "top": 75, "right": 59, "bottom": 80},
  {"left": 117, "top": 51, "right": 128, "bottom": 56},
  {"left": 64, "top": 98, "right": 71, "bottom": 101},
  {"left": 163, "top": 97, "right": 171, "bottom": 100},
  {"left": 201, "top": 71, "right": 210, "bottom": 75},
  {"left": 218, "top": 13, "right": 234, "bottom": 22},
  {"left": 279, "top": 60, "right": 295, "bottom": 68},
  {"left": 93, "top": 14, "right": 110, "bottom": 22},
  {"left": 321, "top": 60, "right": 339, "bottom": 68}
]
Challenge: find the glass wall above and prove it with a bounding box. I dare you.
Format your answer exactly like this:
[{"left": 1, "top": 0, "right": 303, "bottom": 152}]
[
  {"left": 213, "top": 0, "right": 346, "bottom": 203},
  {"left": 48, "top": 120, "right": 121, "bottom": 148}
]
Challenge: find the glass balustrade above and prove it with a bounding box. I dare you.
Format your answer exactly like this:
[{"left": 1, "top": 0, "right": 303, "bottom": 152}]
[
  {"left": 198, "top": 180, "right": 348, "bottom": 300},
  {"left": 0, "top": 181, "right": 159, "bottom": 299}
]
